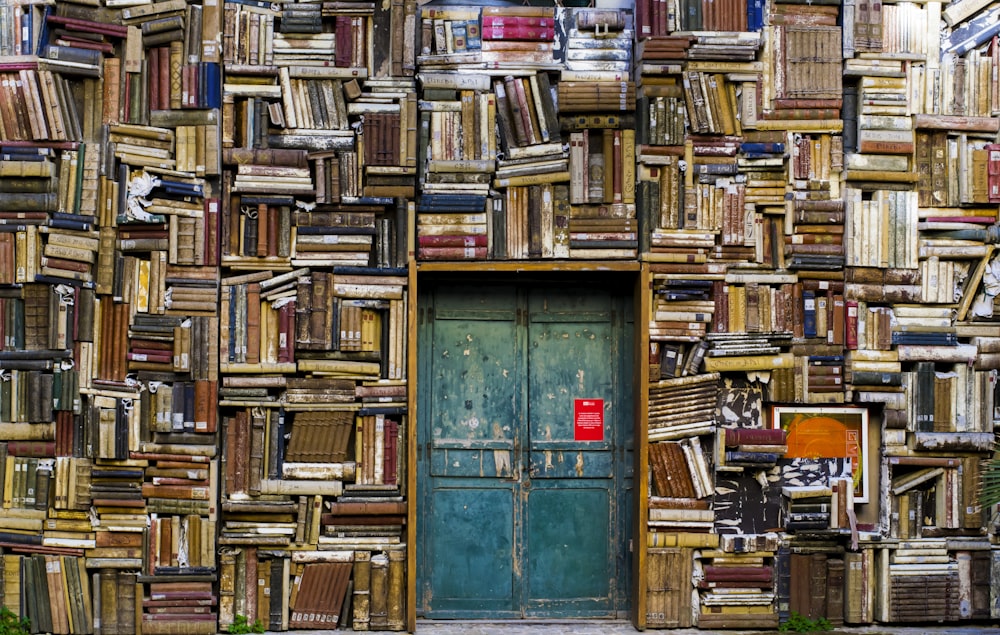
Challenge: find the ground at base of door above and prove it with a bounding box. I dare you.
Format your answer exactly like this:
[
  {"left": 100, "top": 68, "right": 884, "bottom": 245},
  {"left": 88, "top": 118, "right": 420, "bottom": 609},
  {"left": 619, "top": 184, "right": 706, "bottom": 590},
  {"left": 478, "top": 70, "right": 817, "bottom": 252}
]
[{"left": 274, "top": 621, "right": 1000, "bottom": 635}]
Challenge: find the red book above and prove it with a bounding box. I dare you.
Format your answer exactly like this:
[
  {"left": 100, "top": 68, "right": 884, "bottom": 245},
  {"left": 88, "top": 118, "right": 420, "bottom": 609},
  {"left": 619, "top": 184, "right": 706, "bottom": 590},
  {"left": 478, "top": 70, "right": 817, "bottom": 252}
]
[
  {"left": 46, "top": 14, "right": 129, "bottom": 38},
  {"left": 157, "top": 46, "right": 170, "bottom": 111},
  {"left": 481, "top": 15, "right": 555, "bottom": 28},
  {"left": 845, "top": 299, "right": 858, "bottom": 350},
  {"left": 149, "top": 47, "right": 160, "bottom": 112},
  {"left": 417, "top": 234, "right": 487, "bottom": 247},
  {"left": 724, "top": 428, "right": 787, "bottom": 447},
  {"left": 924, "top": 216, "right": 995, "bottom": 224},
  {"left": 703, "top": 565, "right": 774, "bottom": 583},
  {"left": 7, "top": 440, "right": 56, "bottom": 456},
  {"left": 204, "top": 198, "right": 219, "bottom": 266},
  {"left": 481, "top": 25, "right": 555, "bottom": 41},
  {"left": 417, "top": 246, "right": 487, "bottom": 260}
]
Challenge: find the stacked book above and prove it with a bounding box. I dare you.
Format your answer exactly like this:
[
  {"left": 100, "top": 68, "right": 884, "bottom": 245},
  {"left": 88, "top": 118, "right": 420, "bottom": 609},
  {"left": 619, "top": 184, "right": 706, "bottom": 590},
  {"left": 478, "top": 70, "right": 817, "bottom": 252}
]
[
  {"left": 781, "top": 484, "right": 834, "bottom": 532},
  {"left": 887, "top": 541, "right": 961, "bottom": 622},
  {"left": 558, "top": 8, "right": 632, "bottom": 77},
  {"left": 721, "top": 427, "right": 786, "bottom": 469},
  {"left": 647, "top": 372, "right": 718, "bottom": 440},
  {"left": 647, "top": 496, "right": 713, "bottom": 533},
  {"left": 141, "top": 579, "right": 218, "bottom": 635},
  {"left": 697, "top": 549, "right": 778, "bottom": 629},
  {"left": 415, "top": 193, "right": 488, "bottom": 260},
  {"left": 480, "top": 5, "right": 558, "bottom": 70},
  {"left": 686, "top": 32, "right": 760, "bottom": 62},
  {"left": 703, "top": 333, "right": 793, "bottom": 374},
  {"left": 320, "top": 484, "right": 405, "bottom": 550}
]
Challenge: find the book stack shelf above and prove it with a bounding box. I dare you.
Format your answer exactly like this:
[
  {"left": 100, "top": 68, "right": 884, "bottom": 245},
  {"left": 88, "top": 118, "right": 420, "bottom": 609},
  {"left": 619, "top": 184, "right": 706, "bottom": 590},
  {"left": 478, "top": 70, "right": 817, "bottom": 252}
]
[
  {"left": 4, "top": 0, "right": 1000, "bottom": 632},
  {"left": 634, "top": 0, "right": 1000, "bottom": 629},
  {"left": 215, "top": 0, "right": 412, "bottom": 631}
]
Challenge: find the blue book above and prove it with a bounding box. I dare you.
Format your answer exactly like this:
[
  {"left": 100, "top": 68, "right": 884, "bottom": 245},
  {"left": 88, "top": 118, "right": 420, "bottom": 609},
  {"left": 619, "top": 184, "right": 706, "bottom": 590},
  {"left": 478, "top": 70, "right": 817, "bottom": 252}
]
[
  {"left": 465, "top": 18, "right": 482, "bottom": 50},
  {"left": 34, "top": 4, "right": 51, "bottom": 57},
  {"left": 747, "top": 0, "right": 764, "bottom": 32},
  {"left": 202, "top": 62, "right": 222, "bottom": 109},
  {"left": 740, "top": 142, "right": 785, "bottom": 154},
  {"left": 802, "top": 290, "right": 817, "bottom": 338}
]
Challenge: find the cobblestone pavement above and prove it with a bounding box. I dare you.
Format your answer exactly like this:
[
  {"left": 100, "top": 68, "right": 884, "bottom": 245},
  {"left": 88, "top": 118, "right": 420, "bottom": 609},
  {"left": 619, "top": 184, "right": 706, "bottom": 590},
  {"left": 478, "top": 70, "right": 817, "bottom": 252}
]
[{"left": 285, "top": 621, "right": 1000, "bottom": 635}]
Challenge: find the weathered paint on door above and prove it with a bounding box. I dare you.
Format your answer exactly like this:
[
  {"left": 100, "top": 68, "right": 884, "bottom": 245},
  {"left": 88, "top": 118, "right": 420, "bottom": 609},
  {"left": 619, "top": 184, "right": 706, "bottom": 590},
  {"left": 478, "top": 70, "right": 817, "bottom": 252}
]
[{"left": 417, "top": 281, "right": 633, "bottom": 619}]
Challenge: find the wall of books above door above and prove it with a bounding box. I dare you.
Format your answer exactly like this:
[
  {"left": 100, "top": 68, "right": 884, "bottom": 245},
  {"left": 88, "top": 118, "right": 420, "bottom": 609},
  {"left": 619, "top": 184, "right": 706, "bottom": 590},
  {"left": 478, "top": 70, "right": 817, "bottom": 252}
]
[{"left": 414, "top": 5, "right": 639, "bottom": 261}]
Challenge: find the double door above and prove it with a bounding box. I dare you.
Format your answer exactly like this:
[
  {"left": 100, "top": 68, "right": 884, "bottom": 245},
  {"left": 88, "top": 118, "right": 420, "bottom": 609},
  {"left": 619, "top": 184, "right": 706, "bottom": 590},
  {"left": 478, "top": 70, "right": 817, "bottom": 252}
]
[{"left": 416, "top": 280, "right": 633, "bottom": 619}]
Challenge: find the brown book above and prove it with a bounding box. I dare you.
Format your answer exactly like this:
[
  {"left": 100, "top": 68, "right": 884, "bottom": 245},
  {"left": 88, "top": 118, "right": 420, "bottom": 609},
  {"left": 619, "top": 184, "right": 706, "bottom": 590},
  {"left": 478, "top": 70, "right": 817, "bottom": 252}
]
[
  {"left": 352, "top": 551, "right": 371, "bottom": 631},
  {"left": 789, "top": 553, "right": 810, "bottom": 616},
  {"left": 248, "top": 409, "right": 265, "bottom": 495},
  {"left": 326, "top": 500, "right": 407, "bottom": 516},
  {"left": 646, "top": 547, "right": 693, "bottom": 628},
  {"left": 370, "top": 553, "right": 388, "bottom": 630},
  {"left": 100, "top": 569, "right": 119, "bottom": 634},
  {"left": 117, "top": 572, "right": 137, "bottom": 635},
  {"left": 245, "top": 283, "right": 261, "bottom": 364},
  {"left": 289, "top": 561, "right": 353, "bottom": 628},
  {"left": 826, "top": 557, "right": 844, "bottom": 625}
]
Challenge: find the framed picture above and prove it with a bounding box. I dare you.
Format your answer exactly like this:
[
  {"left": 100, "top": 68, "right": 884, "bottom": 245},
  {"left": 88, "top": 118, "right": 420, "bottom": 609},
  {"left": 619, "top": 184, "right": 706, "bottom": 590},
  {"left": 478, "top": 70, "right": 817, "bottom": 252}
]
[{"left": 771, "top": 406, "right": 870, "bottom": 503}]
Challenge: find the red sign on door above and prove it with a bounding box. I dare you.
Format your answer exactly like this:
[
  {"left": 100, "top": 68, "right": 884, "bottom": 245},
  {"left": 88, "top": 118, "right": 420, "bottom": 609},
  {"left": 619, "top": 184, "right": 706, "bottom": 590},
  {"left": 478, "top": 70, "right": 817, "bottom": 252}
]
[{"left": 574, "top": 398, "right": 604, "bottom": 441}]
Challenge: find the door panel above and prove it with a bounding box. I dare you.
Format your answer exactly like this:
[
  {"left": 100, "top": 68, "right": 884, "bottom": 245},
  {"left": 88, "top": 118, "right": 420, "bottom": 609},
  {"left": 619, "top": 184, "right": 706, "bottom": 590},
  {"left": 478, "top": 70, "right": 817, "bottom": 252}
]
[
  {"left": 525, "top": 486, "right": 611, "bottom": 613},
  {"left": 418, "top": 281, "right": 632, "bottom": 619},
  {"left": 427, "top": 287, "right": 518, "bottom": 479},
  {"left": 528, "top": 288, "right": 615, "bottom": 481},
  {"left": 427, "top": 487, "right": 515, "bottom": 611}
]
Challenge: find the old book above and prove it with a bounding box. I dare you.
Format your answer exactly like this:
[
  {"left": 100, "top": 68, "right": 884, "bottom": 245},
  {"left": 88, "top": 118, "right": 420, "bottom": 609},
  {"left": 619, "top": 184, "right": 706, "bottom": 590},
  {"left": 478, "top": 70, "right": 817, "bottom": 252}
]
[{"left": 352, "top": 550, "right": 371, "bottom": 631}]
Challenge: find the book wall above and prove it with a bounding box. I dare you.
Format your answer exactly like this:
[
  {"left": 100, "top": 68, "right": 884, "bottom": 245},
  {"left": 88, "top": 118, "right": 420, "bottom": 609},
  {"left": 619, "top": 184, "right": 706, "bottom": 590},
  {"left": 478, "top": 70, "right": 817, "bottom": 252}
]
[
  {"left": 635, "top": 0, "right": 784, "bottom": 628},
  {"left": 97, "top": 1, "right": 223, "bottom": 634},
  {"left": 846, "top": 0, "right": 1000, "bottom": 624},
  {"left": 216, "top": 0, "right": 412, "bottom": 630},
  {"left": 635, "top": 0, "right": 1000, "bottom": 629},
  {"left": 414, "top": 5, "right": 638, "bottom": 262},
  {"left": 0, "top": 0, "right": 224, "bottom": 632},
  {"left": 637, "top": 2, "right": 997, "bottom": 627}
]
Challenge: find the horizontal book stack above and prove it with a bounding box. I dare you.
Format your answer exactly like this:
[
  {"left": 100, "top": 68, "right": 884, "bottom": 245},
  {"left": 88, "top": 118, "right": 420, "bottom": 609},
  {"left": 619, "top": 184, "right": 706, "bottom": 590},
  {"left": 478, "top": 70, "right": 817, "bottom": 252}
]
[
  {"left": 781, "top": 484, "right": 839, "bottom": 533},
  {"left": 696, "top": 549, "right": 778, "bottom": 629},
  {"left": 647, "top": 372, "right": 718, "bottom": 440},
  {"left": 415, "top": 193, "right": 488, "bottom": 260},
  {"left": 141, "top": 579, "right": 217, "bottom": 635},
  {"left": 479, "top": 6, "right": 557, "bottom": 70},
  {"left": 721, "top": 426, "right": 785, "bottom": 469},
  {"left": 322, "top": 485, "right": 405, "bottom": 543},
  {"left": 884, "top": 542, "right": 961, "bottom": 622}
]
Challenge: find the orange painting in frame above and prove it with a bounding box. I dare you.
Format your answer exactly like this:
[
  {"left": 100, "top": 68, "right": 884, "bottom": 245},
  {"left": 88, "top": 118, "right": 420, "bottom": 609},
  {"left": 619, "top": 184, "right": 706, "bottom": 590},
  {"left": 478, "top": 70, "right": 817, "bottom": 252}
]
[{"left": 771, "top": 405, "right": 869, "bottom": 503}]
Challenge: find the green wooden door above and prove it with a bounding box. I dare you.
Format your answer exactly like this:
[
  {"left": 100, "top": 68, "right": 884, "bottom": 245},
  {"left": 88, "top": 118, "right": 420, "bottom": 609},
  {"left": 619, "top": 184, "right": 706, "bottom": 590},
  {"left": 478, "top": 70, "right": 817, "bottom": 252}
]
[{"left": 417, "top": 280, "right": 633, "bottom": 619}]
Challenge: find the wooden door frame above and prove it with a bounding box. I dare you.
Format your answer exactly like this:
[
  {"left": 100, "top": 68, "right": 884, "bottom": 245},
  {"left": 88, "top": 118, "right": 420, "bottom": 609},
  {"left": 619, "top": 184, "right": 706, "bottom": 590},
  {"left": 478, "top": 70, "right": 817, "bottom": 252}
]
[{"left": 405, "top": 263, "right": 646, "bottom": 631}]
